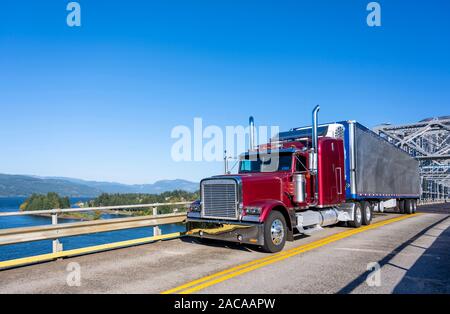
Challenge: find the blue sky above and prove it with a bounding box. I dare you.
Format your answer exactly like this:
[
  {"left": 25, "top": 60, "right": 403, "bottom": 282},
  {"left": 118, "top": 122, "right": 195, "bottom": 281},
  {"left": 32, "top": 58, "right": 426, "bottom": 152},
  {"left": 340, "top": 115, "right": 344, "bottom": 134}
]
[{"left": 1, "top": 0, "right": 449, "bottom": 184}]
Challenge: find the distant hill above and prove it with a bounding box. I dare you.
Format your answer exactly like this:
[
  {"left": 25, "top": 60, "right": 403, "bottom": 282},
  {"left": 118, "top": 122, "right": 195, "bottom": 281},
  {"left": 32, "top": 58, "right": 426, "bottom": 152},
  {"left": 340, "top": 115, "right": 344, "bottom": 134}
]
[
  {"left": 45, "top": 177, "right": 199, "bottom": 194},
  {"left": 0, "top": 174, "right": 102, "bottom": 197},
  {"left": 0, "top": 174, "right": 198, "bottom": 197}
]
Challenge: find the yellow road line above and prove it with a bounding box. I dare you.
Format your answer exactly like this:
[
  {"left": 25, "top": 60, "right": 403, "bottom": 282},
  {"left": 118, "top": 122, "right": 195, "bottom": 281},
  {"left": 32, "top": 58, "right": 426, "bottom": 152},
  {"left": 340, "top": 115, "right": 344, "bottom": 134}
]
[
  {"left": 0, "top": 232, "right": 182, "bottom": 270},
  {"left": 162, "top": 214, "right": 420, "bottom": 294},
  {"left": 162, "top": 229, "right": 355, "bottom": 294}
]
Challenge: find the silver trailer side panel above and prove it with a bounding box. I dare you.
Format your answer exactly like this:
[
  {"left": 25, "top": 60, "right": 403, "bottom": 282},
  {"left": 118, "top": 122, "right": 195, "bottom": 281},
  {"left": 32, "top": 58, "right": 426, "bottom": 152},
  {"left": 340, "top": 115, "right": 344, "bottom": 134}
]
[
  {"left": 352, "top": 123, "right": 420, "bottom": 197},
  {"left": 274, "top": 120, "right": 421, "bottom": 198}
]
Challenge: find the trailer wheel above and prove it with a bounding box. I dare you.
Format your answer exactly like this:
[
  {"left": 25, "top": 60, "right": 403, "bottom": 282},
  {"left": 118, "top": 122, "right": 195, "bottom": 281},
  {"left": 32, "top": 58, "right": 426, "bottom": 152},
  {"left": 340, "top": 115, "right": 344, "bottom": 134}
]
[
  {"left": 412, "top": 200, "right": 417, "bottom": 213},
  {"left": 348, "top": 203, "right": 362, "bottom": 228},
  {"left": 405, "top": 199, "right": 413, "bottom": 215},
  {"left": 376, "top": 201, "right": 384, "bottom": 213},
  {"left": 398, "top": 200, "right": 405, "bottom": 214},
  {"left": 262, "top": 210, "right": 287, "bottom": 253},
  {"left": 361, "top": 202, "right": 372, "bottom": 225}
]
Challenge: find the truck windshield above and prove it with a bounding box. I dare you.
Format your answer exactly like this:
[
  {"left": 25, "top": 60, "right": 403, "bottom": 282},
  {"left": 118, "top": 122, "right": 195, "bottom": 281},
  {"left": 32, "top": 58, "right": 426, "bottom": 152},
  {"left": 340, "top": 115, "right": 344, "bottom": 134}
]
[{"left": 239, "top": 153, "right": 292, "bottom": 173}]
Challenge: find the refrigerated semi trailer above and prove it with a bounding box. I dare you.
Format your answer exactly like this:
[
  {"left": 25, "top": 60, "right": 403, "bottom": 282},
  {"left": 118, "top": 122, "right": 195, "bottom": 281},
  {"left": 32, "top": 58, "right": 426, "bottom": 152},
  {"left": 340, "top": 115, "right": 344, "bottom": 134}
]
[{"left": 187, "top": 106, "right": 420, "bottom": 252}]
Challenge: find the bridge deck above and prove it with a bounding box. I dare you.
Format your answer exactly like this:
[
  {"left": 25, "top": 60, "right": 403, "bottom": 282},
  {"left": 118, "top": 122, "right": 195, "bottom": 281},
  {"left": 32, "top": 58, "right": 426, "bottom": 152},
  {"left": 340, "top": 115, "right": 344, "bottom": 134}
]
[{"left": 0, "top": 205, "right": 449, "bottom": 294}]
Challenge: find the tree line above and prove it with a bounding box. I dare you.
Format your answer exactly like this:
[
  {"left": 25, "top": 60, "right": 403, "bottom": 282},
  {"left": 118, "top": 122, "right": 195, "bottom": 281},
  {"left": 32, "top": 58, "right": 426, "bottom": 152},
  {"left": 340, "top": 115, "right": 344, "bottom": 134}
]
[
  {"left": 88, "top": 190, "right": 200, "bottom": 215},
  {"left": 20, "top": 192, "right": 71, "bottom": 211},
  {"left": 20, "top": 190, "right": 200, "bottom": 216}
]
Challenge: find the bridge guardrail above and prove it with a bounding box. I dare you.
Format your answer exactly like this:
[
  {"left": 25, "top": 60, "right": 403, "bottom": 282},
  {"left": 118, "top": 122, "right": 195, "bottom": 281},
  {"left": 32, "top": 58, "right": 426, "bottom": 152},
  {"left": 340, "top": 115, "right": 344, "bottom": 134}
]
[
  {"left": 418, "top": 199, "right": 448, "bottom": 206},
  {"left": 0, "top": 202, "right": 191, "bottom": 269}
]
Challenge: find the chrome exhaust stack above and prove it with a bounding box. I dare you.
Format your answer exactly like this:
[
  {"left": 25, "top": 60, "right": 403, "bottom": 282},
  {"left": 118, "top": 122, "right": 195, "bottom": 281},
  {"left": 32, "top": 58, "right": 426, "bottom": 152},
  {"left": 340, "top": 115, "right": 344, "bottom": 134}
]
[
  {"left": 311, "top": 105, "right": 320, "bottom": 160},
  {"left": 310, "top": 105, "right": 320, "bottom": 203},
  {"left": 249, "top": 116, "right": 256, "bottom": 151},
  {"left": 224, "top": 150, "right": 229, "bottom": 174},
  {"left": 309, "top": 105, "right": 320, "bottom": 175}
]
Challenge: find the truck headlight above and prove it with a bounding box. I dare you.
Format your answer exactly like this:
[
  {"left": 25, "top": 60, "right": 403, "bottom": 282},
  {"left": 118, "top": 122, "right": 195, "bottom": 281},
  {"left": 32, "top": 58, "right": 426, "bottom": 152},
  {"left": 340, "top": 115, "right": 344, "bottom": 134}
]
[{"left": 245, "top": 207, "right": 262, "bottom": 215}]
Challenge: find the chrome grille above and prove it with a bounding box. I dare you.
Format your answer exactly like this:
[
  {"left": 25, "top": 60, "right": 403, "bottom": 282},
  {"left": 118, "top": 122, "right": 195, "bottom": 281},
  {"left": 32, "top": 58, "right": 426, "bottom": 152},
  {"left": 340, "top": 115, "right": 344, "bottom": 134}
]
[{"left": 201, "top": 179, "right": 238, "bottom": 219}]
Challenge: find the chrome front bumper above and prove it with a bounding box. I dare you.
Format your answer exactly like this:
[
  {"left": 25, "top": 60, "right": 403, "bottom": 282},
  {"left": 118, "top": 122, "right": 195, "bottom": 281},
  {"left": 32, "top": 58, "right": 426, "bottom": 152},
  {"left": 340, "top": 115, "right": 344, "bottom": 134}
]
[{"left": 186, "top": 217, "right": 264, "bottom": 246}]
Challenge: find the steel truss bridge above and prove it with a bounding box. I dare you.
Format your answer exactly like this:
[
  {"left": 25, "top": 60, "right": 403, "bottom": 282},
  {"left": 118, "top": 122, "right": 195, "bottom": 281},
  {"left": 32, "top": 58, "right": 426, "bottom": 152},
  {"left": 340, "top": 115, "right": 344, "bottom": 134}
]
[{"left": 374, "top": 117, "right": 450, "bottom": 201}]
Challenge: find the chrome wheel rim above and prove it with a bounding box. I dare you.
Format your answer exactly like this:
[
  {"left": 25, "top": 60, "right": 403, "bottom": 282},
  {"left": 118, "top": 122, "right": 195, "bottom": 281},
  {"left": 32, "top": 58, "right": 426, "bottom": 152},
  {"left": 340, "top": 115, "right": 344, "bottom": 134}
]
[
  {"left": 356, "top": 207, "right": 362, "bottom": 223},
  {"left": 271, "top": 219, "right": 284, "bottom": 246}
]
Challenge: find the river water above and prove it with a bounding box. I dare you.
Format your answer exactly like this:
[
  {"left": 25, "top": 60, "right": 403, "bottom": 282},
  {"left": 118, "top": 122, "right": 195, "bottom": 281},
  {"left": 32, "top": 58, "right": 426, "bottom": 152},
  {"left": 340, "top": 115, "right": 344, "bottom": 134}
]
[{"left": 0, "top": 197, "right": 185, "bottom": 261}]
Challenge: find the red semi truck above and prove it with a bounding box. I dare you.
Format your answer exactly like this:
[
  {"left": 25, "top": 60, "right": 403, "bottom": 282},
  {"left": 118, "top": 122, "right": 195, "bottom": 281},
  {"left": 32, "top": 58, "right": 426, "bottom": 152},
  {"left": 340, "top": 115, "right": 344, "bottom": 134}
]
[{"left": 186, "top": 106, "right": 421, "bottom": 252}]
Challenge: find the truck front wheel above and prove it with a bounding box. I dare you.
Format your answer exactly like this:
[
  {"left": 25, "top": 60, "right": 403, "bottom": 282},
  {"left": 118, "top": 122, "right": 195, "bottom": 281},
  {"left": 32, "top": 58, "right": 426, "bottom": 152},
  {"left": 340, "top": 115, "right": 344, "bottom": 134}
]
[{"left": 262, "top": 211, "right": 287, "bottom": 253}]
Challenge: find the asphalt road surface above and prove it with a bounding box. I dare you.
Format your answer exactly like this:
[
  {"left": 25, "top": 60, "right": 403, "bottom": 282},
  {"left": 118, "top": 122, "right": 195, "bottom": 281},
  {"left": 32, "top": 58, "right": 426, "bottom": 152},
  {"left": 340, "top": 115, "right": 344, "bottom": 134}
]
[{"left": 0, "top": 204, "right": 449, "bottom": 294}]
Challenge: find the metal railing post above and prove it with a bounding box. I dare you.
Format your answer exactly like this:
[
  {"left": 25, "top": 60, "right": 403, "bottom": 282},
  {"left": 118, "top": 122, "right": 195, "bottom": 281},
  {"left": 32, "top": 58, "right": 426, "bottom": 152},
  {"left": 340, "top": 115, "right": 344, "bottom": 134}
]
[
  {"left": 153, "top": 207, "right": 162, "bottom": 236},
  {"left": 51, "top": 212, "right": 63, "bottom": 253}
]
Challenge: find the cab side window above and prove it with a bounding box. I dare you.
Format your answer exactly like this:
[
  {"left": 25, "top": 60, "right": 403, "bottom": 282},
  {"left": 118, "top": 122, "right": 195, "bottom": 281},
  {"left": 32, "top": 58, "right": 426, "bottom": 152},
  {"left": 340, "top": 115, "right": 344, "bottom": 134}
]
[{"left": 296, "top": 155, "right": 307, "bottom": 172}]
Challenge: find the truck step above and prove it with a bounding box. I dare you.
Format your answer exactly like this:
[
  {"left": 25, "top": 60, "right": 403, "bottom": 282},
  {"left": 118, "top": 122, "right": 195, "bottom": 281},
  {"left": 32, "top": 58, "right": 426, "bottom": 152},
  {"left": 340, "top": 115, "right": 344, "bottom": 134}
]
[{"left": 296, "top": 224, "right": 323, "bottom": 235}]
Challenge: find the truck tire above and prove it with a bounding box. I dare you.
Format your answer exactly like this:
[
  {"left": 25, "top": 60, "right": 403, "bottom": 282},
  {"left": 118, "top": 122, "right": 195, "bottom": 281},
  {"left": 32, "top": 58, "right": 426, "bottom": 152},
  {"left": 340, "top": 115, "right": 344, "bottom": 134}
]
[
  {"left": 398, "top": 200, "right": 405, "bottom": 214},
  {"left": 405, "top": 199, "right": 413, "bottom": 215},
  {"left": 376, "top": 201, "right": 384, "bottom": 213},
  {"left": 348, "top": 203, "right": 362, "bottom": 228},
  {"left": 262, "top": 210, "right": 287, "bottom": 253},
  {"left": 412, "top": 199, "right": 417, "bottom": 213},
  {"left": 361, "top": 202, "right": 373, "bottom": 225}
]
